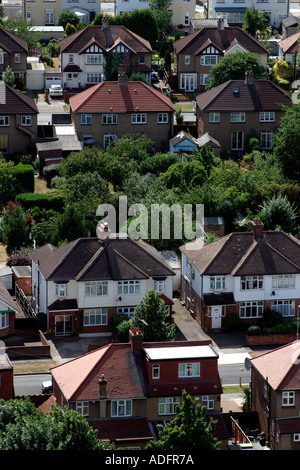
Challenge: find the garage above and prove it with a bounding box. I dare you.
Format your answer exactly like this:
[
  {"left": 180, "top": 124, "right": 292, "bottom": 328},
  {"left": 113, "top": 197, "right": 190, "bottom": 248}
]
[{"left": 45, "top": 74, "right": 62, "bottom": 91}]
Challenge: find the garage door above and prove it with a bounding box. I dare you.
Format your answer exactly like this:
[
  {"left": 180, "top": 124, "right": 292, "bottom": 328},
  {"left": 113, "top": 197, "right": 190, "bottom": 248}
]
[{"left": 45, "top": 76, "right": 62, "bottom": 90}]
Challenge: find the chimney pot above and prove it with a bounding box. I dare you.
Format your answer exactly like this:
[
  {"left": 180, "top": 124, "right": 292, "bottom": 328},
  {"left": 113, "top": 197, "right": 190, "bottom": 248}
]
[
  {"left": 217, "top": 18, "right": 225, "bottom": 31},
  {"left": 118, "top": 73, "right": 127, "bottom": 85},
  {"left": 245, "top": 70, "right": 254, "bottom": 85},
  {"left": 99, "top": 374, "right": 107, "bottom": 399},
  {"left": 251, "top": 219, "right": 264, "bottom": 239},
  {"left": 129, "top": 327, "right": 143, "bottom": 352}
]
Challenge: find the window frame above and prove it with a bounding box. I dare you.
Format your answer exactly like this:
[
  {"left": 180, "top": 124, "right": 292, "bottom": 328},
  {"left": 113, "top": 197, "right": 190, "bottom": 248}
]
[
  {"left": 240, "top": 301, "right": 263, "bottom": 319},
  {"left": 131, "top": 113, "right": 147, "bottom": 124},
  {"left": 158, "top": 397, "right": 180, "bottom": 415},
  {"left": 86, "top": 54, "right": 103, "bottom": 65},
  {"left": 55, "top": 283, "right": 67, "bottom": 298},
  {"left": 271, "top": 300, "right": 295, "bottom": 317},
  {"left": 0, "top": 135, "right": 8, "bottom": 154},
  {"left": 240, "top": 275, "right": 264, "bottom": 290},
  {"left": 154, "top": 279, "right": 165, "bottom": 293},
  {"left": 231, "top": 130, "right": 244, "bottom": 150},
  {"left": 0, "top": 116, "right": 10, "bottom": 126},
  {"left": 83, "top": 308, "right": 108, "bottom": 326},
  {"left": 21, "top": 115, "right": 32, "bottom": 126},
  {"left": 209, "top": 112, "right": 220, "bottom": 123},
  {"left": 200, "top": 55, "right": 219, "bottom": 66},
  {"left": 0, "top": 312, "right": 9, "bottom": 329},
  {"left": 152, "top": 364, "right": 160, "bottom": 380},
  {"left": 272, "top": 274, "right": 295, "bottom": 289},
  {"left": 178, "top": 362, "right": 200, "bottom": 378},
  {"left": 102, "top": 113, "right": 117, "bottom": 125},
  {"left": 259, "top": 111, "right": 275, "bottom": 122},
  {"left": 117, "top": 280, "right": 140, "bottom": 295},
  {"left": 111, "top": 399, "right": 132, "bottom": 417},
  {"left": 260, "top": 130, "right": 273, "bottom": 149},
  {"left": 81, "top": 114, "right": 92, "bottom": 125},
  {"left": 202, "top": 395, "right": 214, "bottom": 410},
  {"left": 84, "top": 281, "right": 108, "bottom": 297},
  {"left": 210, "top": 276, "right": 225, "bottom": 290},
  {"left": 157, "top": 113, "right": 168, "bottom": 124},
  {"left": 76, "top": 401, "right": 89, "bottom": 416},
  {"left": 230, "top": 112, "right": 246, "bottom": 122},
  {"left": 282, "top": 391, "right": 295, "bottom": 407}
]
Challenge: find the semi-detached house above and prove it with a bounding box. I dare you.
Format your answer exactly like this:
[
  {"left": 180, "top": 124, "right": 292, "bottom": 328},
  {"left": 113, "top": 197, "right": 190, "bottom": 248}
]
[
  {"left": 180, "top": 219, "right": 300, "bottom": 331},
  {"left": 29, "top": 235, "right": 175, "bottom": 337}
]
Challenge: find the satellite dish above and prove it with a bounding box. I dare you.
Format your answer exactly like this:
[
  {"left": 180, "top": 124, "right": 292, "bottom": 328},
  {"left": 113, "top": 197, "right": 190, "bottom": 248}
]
[{"left": 245, "top": 357, "right": 252, "bottom": 370}]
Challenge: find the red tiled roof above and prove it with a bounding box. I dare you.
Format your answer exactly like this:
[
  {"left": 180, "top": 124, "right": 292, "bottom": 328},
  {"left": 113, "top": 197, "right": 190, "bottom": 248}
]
[
  {"left": 278, "top": 32, "right": 300, "bottom": 54},
  {"left": 90, "top": 418, "right": 153, "bottom": 442},
  {"left": 251, "top": 341, "right": 300, "bottom": 391},
  {"left": 69, "top": 81, "right": 175, "bottom": 114},
  {"left": 0, "top": 83, "right": 38, "bottom": 114},
  {"left": 174, "top": 26, "right": 268, "bottom": 55},
  {"left": 196, "top": 79, "right": 291, "bottom": 112}
]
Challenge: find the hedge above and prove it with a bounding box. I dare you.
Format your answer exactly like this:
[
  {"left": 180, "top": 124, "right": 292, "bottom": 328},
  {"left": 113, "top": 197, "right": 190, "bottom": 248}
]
[
  {"left": 15, "top": 191, "right": 65, "bottom": 212},
  {"left": 13, "top": 164, "right": 35, "bottom": 193}
]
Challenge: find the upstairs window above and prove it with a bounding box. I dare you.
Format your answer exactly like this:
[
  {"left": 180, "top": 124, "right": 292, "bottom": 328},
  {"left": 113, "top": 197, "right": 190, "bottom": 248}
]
[
  {"left": 259, "top": 111, "right": 275, "bottom": 122},
  {"left": 210, "top": 276, "right": 225, "bottom": 290},
  {"left": 282, "top": 391, "right": 295, "bottom": 406},
  {"left": 178, "top": 362, "right": 200, "bottom": 378},
  {"left": 209, "top": 112, "right": 220, "bottom": 123},
  {"left": 102, "top": 114, "right": 117, "bottom": 125},
  {"left": 86, "top": 54, "right": 103, "bottom": 65},
  {"left": 117, "top": 280, "right": 140, "bottom": 295},
  {"left": 21, "top": 115, "right": 32, "bottom": 126},
  {"left": 111, "top": 399, "right": 132, "bottom": 417},
  {"left": 131, "top": 113, "right": 146, "bottom": 124},
  {"left": 0, "top": 116, "right": 9, "bottom": 126},
  {"left": 230, "top": 112, "right": 245, "bottom": 122},
  {"left": 85, "top": 281, "right": 108, "bottom": 296},
  {"left": 200, "top": 55, "right": 219, "bottom": 66},
  {"left": 241, "top": 275, "right": 263, "bottom": 290},
  {"left": 55, "top": 283, "right": 67, "bottom": 297},
  {"left": 152, "top": 364, "right": 160, "bottom": 380},
  {"left": 81, "top": 114, "right": 92, "bottom": 125}
]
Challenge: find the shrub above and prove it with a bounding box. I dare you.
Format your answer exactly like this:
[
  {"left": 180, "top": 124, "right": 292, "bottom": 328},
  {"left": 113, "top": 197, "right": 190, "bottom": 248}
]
[
  {"left": 13, "top": 164, "right": 35, "bottom": 193},
  {"left": 223, "top": 313, "right": 241, "bottom": 331},
  {"left": 43, "top": 164, "right": 59, "bottom": 188},
  {"left": 116, "top": 319, "right": 132, "bottom": 343},
  {"left": 259, "top": 309, "right": 283, "bottom": 328},
  {"left": 271, "top": 321, "right": 295, "bottom": 334},
  {"left": 16, "top": 191, "right": 65, "bottom": 212},
  {"left": 110, "top": 314, "right": 130, "bottom": 336},
  {"left": 247, "top": 325, "right": 261, "bottom": 336}
]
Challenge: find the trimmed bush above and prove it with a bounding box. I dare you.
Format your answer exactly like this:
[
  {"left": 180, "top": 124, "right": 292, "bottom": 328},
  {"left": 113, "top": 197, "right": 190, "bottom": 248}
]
[
  {"left": 116, "top": 320, "right": 132, "bottom": 343},
  {"left": 13, "top": 164, "right": 34, "bottom": 193},
  {"left": 15, "top": 191, "right": 65, "bottom": 212},
  {"left": 223, "top": 313, "right": 241, "bottom": 331},
  {"left": 247, "top": 325, "right": 261, "bottom": 336},
  {"left": 110, "top": 313, "right": 130, "bottom": 337}
]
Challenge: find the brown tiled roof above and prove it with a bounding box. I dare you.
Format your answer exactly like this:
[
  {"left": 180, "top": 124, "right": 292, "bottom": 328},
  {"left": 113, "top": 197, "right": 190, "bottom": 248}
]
[
  {"left": 48, "top": 299, "right": 79, "bottom": 311},
  {"left": 278, "top": 32, "right": 300, "bottom": 54},
  {"left": 69, "top": 80, "right": 175, "bottom": 114},
  {"left": 90, "top": 417, "right": 153, "bottom": 442},
  {"left": 174, "top": 26, "right": 268, "bottom": 55},
  {"left": 276, "top": 417, "right": 300, "bottom": 434},
  {"left": 59, "top": 25, "right": 151, "bottom": 54},
  {"left": 196, "top": 79, "right": 291, "bottom": 112},
  {"left": 0, "top": 26, "right": 28, "bottom": 53},
  {"left": 63, "top": 64, "right": 82, "bottom": 72},
  {"left": 0, "top": 83, "right": 38, "bottom": 114},
  {"left": 251, "top": 341, "right": 300, "bottom": 391},
  {"left": 181, "top": 230, "right": 300, "bottom": 276},
  {"left": 29, "top": 237, "right": 175, "bottom": 282}
]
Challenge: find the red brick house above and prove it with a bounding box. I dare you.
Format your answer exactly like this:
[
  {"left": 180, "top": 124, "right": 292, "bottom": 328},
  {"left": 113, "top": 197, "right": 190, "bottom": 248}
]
[
  {"left": 180, "top": 219, "right": 300, "bottom": 332},
  {"left": 250, "top": 341, "right": 300, "bottom": 450},
  {"left": 50, "top": 327, "right": 229, "bottom": 449}
]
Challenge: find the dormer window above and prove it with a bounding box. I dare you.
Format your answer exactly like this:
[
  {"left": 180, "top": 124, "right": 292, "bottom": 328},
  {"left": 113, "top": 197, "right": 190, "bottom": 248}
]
[
  {"left": 55, "top": 283, "right": 67, "bottom": 297},
  {"left": 152, "top": 364, "right": 160, "bottom": 380},
  {"left": 178, "top": 362, "right": 200, "bottom": 378},
  {"left": 210, "top": 276, "right": 225, "bottom": 290}
]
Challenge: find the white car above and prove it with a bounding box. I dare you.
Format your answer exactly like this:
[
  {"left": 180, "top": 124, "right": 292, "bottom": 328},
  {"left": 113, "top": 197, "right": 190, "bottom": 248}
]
[{"left": 49, "top": 84, "right": 63, "bottom": 98}]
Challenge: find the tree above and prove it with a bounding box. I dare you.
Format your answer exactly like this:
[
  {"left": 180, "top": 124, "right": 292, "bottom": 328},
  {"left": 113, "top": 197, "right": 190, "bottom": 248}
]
[
  {"left": 206, "top": 51, "right": 267, "bottom": 90},
  {"left": 146, "top": 390, "right": 221, "bottom": 450},
  {"left": 0, "top": 397, "right": 114, "bottom": 450},
  {"left": 2, "top": 19, "right": 40, "bottom": 47},
  {"left": 65, "top": 23, "right": 77, "bottom": 36},
  {"left": 149, "top": 0, "right": 173, "bottom": 39},
  {"left": 104, "top": 53, "right": 120, "bottom": 81},
  {"left": 3, "top": 66, "right": 15, "bottom": 88},
  {"left": 57, "top": 10, "right": 80, "bottom": 29},
  {"left": 51, "top": 204, "right": 89, "bottom": 245},
  {"left": 242, "top": 6, "right": 270, "bottom": 38},
  {"left": 259, "top": 194, "right": 298, "bottom": 234},
  {"left": 131, "top": 290, "right": 176, "bottom": 341},
  {"left": 2, "top": 203, "right": 30, "bottom": 255},
  {"left": 273, "top": 104, "right": 300, "bottom": 179},
  {"left": 0, "top": 156, "right": 16, "bottom": 205}
]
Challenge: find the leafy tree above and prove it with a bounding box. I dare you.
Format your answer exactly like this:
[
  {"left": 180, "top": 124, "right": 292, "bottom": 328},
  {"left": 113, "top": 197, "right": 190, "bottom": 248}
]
[
  {"left": 273, "top": 104, "right": 300, "bottom": 179},
  {"left": 104, "top": 53, "right": 121, "bottom": 81},
  {"left": 259, "top": 194, "right": 298, "bottom": 234},
  {"left": 149, "top": 0, "right": 173, "bottom": 39},
  {"left": 0, "top": 156, "right": 16, "bottom": 205},
  {"left": 146, "top": 390, "right": 221, "bottom": 450},
  {"left": 206, "top": 51, "right": 267, "bottom": 89},
  {"left": 3, "top": 66, "right": 15, "bottom": 88},
  {"left": 127, "top": 71, "right": 150, "bottom": 84},
  {"left": 242, "top": 6, "right": 270, "bottom": 38},
  {"left": 0, "top": 397, "right": 114, "bottom": 450},
  {"left": 65, "top": 23, "right": 77, "bottom": 36},
  {"left": 271, "top": 58, "right": 294, "bottom": 90},
  {"left": 51, "top": 204, "right": 89, "bottom": 245},
  {"left": 140, "top": 152, "right": 179, "bottom": 175},
  {"left": 57, "top": 10, "right": 80, "bottom": 29},
  {"left": 2, "top": 19, "right": 40, "bottom": 47},
  {"left": 2, "top": 203, "right": 30, "bottom": 255},
  {"left": 131, "top": 290, "right": 176, "bottom": 341}
]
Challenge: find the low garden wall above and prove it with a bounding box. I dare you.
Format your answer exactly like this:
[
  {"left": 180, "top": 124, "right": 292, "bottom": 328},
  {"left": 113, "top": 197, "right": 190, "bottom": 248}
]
[
  {"left": 5, "top": 330, "right": 51, "bottom": 358},
  {"left": 246, "top": 333, "right": 297, "bottom": 346}
]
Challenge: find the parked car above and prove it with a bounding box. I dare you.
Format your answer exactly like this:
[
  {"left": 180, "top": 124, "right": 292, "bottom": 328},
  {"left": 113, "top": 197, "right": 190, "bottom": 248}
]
[
  {"left": 41, "top": 379, "right": 52, "bottom": 394},
  {"left": 49, "top": 84, "right": 63, "bottom": 98}
]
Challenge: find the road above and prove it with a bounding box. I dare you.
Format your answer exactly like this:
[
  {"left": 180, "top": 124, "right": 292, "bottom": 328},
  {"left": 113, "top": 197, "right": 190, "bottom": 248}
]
[{"left": 13, "top": 364, "right": 250, "bottom": 396}]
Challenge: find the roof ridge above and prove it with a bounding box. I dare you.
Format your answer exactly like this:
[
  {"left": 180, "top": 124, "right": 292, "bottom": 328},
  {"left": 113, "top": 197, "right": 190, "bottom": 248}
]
[
  {"left": 6, "top": 84, "right": 38, "bottom": 113},
  {"left": 75, "top": 243, "right": 104, "bottom": 280},
  {"left": 47, "top": 238, "right": 82, "bottom": 279},
  {"left": 201, "top": 233, "right": 233, "bottom": 274}
]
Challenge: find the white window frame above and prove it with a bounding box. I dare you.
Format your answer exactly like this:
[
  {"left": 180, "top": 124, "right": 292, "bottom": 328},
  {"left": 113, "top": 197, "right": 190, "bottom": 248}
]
[
  {"left": 240, "top": 301, "right": 263, "bottom": 319},
  {"left": 260, "top": 131, "right": 273, "bottom": 149},
  {"left": 0, "top": 53, "right": 4, "bottom": 65},
  {"left": 230, "top": 112, "right": 245, "bottom": 122},
  {"left": 158, "top": 397, "right": 180, "bottom": 415},
  {"left": 117, "top": 307, "right": 136, "bottom": 318},
  {"left": 180, "top": 73, "right": 197, "bottom": 92},
  {"left": 272, "top": 274, "right": 295, "bottom": 289},
  {"left": 178, "top": 362, "right": 200, "bottom": 378},
  {"left": 271, "top": 300, "right": 295, "bottom": 317},
  {"left": 45, "top": 9, "right": 55, "bottom": 24},
  {"left": 282, "top": 391, "right": 295, "bottom": 406},
  {"left": 154, "top": 279, "right": 165, "bottom": 293},
  {"left": 21, "top": 115, "right": 32, "bottom": 126},
  {"left": 209, "top": 112, "right": 220, "bottom": 123},
  {"left": 81, "top": 114, "right": 92, "bottom": 125},
  {"left": 86, "top": 72, "right": 102, "bottom": 84},
  {"left": 15, "top": 53, "right": 21, "bottom": 64},
  {"left": 117, "top": 280, "right": 140, "bottom": 295},
  {"left": 86, "top": 54, "right": 103, "bottom": 65},
  {"left": 184, "top": 12, "right": 190, "bottom": 26},
  {"left": 103, "top": 133, "right": 117, "bottom": 148},
  {"left": 55, "top": 283, "right": 67, "bottom": 297},
  {"left": 152, "top": 364, "right": 160, "bottom": 380},
  {"left": 102, "top": 113, "right": 117, "bottom": 125},
  {"left": 76, "top": 401, "right": 89, "bottom": 416},
  {"left": 202, "top": 395, "right": 214, "bottom": 410},
  {"left": 158, "top": 113, "right": 168, "bottom": 124},
  {"left": 131, "top": 113, "right": 147, "bottom": 124},
  {"left": 240, "top": 275, "right": 264, "bottom": 290},
  {"left": 294, "top": 433, "right": 300, "bottom": 442},
  {"left": 200, "top": 55, "right": 219, "bottom": 66},
  {"left": 0, "top": 312, "right": 9, "bottom": 329},
  {"left": 210, "top": 276, "right": 225, "bottom": 290},
  {"left": 83, "top": 308, "right": 108, "bottom": 326},
  {"left": 231, "top": 130, "right": 244, "bottom": 150},
  {"left": 259, "top": 111, "right": 275, "bottom": 122},
  {"left": 185, "top": 55, "right": 190, "bottom": 65},
  {"left": 85, "top": 281, "right": 108, "bottom": 296},
  {"left": 200, "top": 73, "right": 210, "bottom": 86},
  {"left": 111, "top": 399, "right": 132, "bottom": 417},
  {"left": 0, "top": 116, "right": 10, "bottom": 126}
]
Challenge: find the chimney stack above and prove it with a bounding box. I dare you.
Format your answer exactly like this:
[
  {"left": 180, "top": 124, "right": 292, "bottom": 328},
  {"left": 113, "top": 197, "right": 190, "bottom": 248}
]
[
  {"left": 217, "top": 18, "right": 225, "bottom": 31},
  {"left": 99, "top": 374, "right": 107, "bottom": 399},
  {"left": 129, "top": 327, "right": 143, "bottom": 352},
  {"left": 118, "top": 72, "right": 127, "bottom": 85},
  {"left": 102, "top": 16, "right": 109, "bottom": 29},
  {"left": 251, "top": 219, "right": 264, "bottom": 240},
  {"left": 245, "top": 70, "right": 254, "bottom": 86}
]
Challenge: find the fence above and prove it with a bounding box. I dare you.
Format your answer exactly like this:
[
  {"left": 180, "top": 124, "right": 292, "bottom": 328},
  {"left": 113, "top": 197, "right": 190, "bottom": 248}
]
[{"left": 15, "top": 283, "right": 35, "bottom": 318}]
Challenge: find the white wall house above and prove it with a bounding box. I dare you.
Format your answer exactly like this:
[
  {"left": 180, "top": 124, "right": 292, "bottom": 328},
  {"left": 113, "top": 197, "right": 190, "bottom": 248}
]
[
  {"left": 207, "top": 0, "right": 290, "bottom": 29},
  {"left": 180, "top": 219, "right": 300, "bottom": 331},
  {"left": 61, "top": 0, "right": 101, "bottom": 23}
]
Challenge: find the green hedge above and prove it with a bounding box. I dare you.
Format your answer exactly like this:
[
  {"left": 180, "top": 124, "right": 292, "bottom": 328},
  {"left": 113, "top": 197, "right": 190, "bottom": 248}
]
[
  {"left": 13, "top": 164, "right": 34, "bottom": 193},
  {"left": 15, "top": 191, "right": 65, "bottom": 212}
]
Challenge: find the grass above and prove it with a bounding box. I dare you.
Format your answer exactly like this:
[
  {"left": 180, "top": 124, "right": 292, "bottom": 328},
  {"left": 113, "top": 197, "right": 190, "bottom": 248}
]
[
  {"left": 174, "top": 102, "right": 194, "bottom": 113},
  {"left": 12, "top": 359, "right": 57, "bottom": 375},
  {"left": 223, "top": 385, "right": 245, "bottom": 394},
  {"left": 34, "top": 175, "right": 50, "bottom": 194}
]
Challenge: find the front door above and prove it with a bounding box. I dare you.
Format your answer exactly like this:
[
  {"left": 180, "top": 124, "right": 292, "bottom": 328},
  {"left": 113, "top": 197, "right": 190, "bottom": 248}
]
[
  {"left": 211, "top": 306, "right": 222, "bottom": 329},
  {"left": 55, "top": 314, "right": 73, "bottom": 336}
]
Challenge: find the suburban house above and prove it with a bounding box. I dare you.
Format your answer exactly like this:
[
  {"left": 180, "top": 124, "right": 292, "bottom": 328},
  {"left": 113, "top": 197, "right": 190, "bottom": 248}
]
[
  {"left": 114, "top": 0, "right": 196, "bottom": 29},
  {"left": 180, "top": 219, "right": 300, "bottom": 331},
  {"left": 0, "top": 278, "right": 20, "bottom": 339},
  {"left": 29, "top": 234, "right": 175, "bottom": 337},
  {"left": 206, "top": 0, "right": 289, "bottom": 28},
  {"left": 69, "top": 73, "right": 175, "bottom": 151},
  {"left": 250, "top": 341, "right": 300, "bottom": 450},
  {"left": 0, "top": 26, "right": 28, "bottom": 89},
  {"left": 59, "top": 18, "right": 152, "bottom": 89},
  {"left": 60, "top": 0, "right": 101, "bottom": 24},
  {"left": 0, "top": 81, "right": 38, "bottom": 157},
  {"left": 278, "top": 32, "right": 300, "bottom": 67},
  {"left": 24, "top": 0, "right": 61, "bottom": 27},
  {"left": 173, "top": 19, "right": 268, "bottom": 93},
  {"left": 195, "top": 72, "right": 291, "bottom": 156},
  {"left": 50, "top": 327, "right": 229, "bottom": 449}
]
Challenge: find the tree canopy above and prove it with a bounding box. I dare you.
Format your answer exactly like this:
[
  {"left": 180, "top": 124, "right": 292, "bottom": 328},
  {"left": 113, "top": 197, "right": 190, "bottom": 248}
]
[
  {"left": 242, "top": 6, "right": 270, "bottom": 38},
  {"left": 273, "top": 104, "right": 300, "bottom": 179}
]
